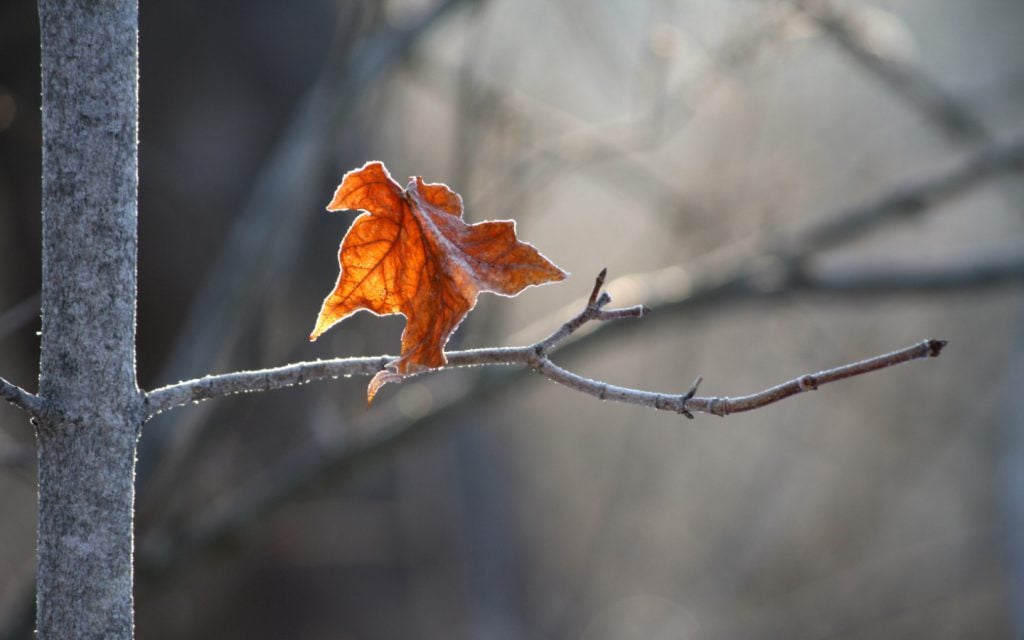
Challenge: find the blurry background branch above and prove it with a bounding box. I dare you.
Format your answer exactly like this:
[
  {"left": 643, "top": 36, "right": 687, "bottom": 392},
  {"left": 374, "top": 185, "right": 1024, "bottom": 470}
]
[{"left": 793, "top": 0, "right": 994, "bottom": 146}]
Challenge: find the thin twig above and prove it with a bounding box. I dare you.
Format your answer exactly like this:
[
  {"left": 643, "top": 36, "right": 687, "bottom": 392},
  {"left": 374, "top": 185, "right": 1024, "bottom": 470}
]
[
  {"left": 687, "top": 339, "right": 946, "bottom": 416},
  {"left": 0, "top": 376, "right": 44, "bottom": 417},
  {"left": 143, "top": 272, "right": 944, "bottom": 420},
  {"left": 528, "top": 338, "right": 944, "bottom": 418}
]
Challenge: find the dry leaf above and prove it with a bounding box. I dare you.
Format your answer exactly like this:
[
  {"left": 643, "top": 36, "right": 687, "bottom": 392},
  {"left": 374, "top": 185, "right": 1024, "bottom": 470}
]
[{"left": 310, "top": 161, "right": 567, "bottom": 401}]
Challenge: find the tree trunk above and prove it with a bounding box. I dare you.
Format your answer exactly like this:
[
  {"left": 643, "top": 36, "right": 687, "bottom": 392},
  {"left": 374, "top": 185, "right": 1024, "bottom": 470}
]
[{"left": 36, "top": 0, "right": 141, "bottom": 638}]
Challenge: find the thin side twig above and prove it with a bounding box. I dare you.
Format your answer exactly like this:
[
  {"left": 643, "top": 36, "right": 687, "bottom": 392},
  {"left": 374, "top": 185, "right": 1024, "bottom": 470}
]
[
  {"left": 0, "top": 376, "right": 45, "bottom": 417},
  {"left": 525, "top": 338, "right": 944, "bottom": 419}
]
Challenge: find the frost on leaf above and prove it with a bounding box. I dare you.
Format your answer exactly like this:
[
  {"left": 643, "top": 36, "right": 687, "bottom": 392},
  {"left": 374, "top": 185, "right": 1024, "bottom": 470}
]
[{"left": 310, "top": 161, "right": 567, "bottom": 401}]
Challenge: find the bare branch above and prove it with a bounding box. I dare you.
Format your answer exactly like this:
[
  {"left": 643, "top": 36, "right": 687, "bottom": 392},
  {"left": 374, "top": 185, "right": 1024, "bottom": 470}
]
[
  {"left": 0, "top": 376, "right": 44, "bottom": 417},
  {"left": 144, "top": 272, "right": 945, "bottom": 422}
]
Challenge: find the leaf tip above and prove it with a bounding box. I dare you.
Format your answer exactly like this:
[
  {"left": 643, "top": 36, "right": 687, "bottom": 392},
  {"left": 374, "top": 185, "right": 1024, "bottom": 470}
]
[{"left": 326, "top": 160, "right": 399, "bottom": 212}]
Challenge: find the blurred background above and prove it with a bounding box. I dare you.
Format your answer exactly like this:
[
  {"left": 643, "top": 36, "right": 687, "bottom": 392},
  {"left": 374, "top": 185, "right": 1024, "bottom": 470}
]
[{"left": 3, "top": 0, "right": 1024, "bottom": 637}]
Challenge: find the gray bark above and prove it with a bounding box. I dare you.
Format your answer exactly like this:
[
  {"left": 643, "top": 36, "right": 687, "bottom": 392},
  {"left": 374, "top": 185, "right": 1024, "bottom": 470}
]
[{"left": 37, "top": 0, "right": 141, "bottom": 638}]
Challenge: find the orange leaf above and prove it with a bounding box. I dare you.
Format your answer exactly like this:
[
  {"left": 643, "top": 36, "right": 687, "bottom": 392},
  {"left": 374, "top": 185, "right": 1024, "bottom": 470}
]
[{"left": 310, "top": 161, "right": 567, "bottom": 401}]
